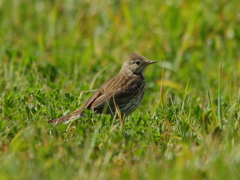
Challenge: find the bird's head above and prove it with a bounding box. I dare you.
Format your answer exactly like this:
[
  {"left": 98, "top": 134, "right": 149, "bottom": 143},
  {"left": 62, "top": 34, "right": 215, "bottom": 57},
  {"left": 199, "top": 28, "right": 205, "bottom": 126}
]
[{"left": 121, "top": 52, "right": 157, "bottom": 74}]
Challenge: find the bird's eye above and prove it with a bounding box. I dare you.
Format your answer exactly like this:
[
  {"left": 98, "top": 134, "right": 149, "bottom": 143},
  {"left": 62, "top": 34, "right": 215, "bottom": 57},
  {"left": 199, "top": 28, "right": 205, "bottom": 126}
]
[{"left": 135, "top": 61, "right": 140, "bottom": 65}]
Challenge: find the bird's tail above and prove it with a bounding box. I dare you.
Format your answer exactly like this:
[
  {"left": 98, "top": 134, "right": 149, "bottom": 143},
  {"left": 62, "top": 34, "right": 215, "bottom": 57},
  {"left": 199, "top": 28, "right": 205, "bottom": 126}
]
[{"left": 48, "top": 110, "right": 83, "bottom": 125}]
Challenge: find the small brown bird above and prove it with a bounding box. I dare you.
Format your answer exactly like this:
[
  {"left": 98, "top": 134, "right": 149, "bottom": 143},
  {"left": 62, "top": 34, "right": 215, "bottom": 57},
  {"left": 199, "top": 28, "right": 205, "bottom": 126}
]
[{"left": 48, "top": 52, "right": 157, "bottom": 124}]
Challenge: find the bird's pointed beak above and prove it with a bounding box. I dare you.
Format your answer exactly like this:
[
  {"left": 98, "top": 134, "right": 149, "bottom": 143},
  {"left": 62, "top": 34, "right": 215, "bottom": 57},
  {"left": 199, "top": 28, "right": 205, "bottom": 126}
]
[{"left": 146, "top": 60, "right": 158, "bottom": 65}]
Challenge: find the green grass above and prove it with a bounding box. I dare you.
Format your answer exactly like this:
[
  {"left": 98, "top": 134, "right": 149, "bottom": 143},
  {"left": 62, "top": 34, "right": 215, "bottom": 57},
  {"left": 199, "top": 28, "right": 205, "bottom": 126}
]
[{"left": 0, "top": 0, "right": 240, "bottom": 179}]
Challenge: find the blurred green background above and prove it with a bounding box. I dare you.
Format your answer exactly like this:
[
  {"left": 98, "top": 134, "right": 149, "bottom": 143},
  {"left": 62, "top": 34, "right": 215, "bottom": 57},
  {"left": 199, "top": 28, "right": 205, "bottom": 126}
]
[
  {"left": 0, "top": 0, "right": 239, "bottom": 179},
  {"left": 1, "top": 0, "right": 239, "bottom": 97}
]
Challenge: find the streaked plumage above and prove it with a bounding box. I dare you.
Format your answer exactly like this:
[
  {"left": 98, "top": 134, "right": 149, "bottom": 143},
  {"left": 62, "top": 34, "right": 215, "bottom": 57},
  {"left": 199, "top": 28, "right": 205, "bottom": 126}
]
[{"left": 48, "top": 52, "right": 157, "bottom": 124}]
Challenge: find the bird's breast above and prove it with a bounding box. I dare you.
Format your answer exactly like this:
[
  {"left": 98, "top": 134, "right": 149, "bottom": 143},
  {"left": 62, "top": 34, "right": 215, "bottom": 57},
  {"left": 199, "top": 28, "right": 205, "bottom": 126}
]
[{"left": 119, "top": 83, "right": 146, "bottom": 115}]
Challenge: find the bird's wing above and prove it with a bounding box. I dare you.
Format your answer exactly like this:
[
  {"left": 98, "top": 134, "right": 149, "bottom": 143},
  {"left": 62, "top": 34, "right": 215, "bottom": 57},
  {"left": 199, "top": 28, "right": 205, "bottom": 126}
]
[
  {"left": 80, "top": 89, "right": 103, "bottom": 110},
  {"left": 90, "top": 80, "right": 144, "bottom": 113}
]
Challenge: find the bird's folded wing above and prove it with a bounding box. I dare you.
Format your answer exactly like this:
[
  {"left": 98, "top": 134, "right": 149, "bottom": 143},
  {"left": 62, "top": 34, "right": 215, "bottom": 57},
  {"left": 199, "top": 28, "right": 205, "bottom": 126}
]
[{"left": 90, "top": 83, "right": 142, "bottom": 111}]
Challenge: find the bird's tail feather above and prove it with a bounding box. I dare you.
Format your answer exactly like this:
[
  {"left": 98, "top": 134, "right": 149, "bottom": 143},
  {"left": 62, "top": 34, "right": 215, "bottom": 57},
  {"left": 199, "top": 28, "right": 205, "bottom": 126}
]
[{"left": 48, "top": 110, "right": 83, "bottom": 125}]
